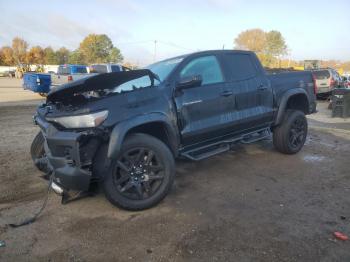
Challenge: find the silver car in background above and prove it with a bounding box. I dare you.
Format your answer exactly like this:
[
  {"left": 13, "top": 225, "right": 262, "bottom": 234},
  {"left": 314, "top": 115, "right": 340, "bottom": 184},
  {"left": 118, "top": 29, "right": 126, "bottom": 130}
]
[{"left": 313, "top": 68, "right": 343, "bottom": 98}]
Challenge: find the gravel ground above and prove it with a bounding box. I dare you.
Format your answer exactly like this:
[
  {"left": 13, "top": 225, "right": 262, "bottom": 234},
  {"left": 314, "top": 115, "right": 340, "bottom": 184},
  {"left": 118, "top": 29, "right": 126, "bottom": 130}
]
[
  {"left": 0, "top": 78, "right": 43, "bottom": 106},
  {"left": 0, "top": 78, "right": 349, "bottom": 261}
]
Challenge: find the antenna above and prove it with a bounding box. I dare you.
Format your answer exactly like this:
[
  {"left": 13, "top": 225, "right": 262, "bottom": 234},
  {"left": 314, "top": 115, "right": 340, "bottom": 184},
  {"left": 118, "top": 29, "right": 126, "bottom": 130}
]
[{"left": 153, "top": 40, "right": 157, "bottom": 62}]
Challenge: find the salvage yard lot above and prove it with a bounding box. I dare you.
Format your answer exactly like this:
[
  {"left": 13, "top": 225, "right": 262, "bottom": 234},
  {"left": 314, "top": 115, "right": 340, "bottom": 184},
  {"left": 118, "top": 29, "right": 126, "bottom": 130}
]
[{"left": 0, "top": 78, "right": 349, "bottom": 261}]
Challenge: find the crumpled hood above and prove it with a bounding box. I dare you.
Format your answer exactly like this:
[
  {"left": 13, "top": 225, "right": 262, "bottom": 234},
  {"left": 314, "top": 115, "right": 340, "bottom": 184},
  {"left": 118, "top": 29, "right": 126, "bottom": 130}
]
[{"left": 47, "top": 69, "right": 158, "bottom": 103}]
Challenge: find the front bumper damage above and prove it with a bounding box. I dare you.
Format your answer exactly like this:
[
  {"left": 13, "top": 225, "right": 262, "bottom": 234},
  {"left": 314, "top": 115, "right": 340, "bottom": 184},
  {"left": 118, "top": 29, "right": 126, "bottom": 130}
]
[{"left": 34, "top": 114, "right": 100, "bottom": 192}]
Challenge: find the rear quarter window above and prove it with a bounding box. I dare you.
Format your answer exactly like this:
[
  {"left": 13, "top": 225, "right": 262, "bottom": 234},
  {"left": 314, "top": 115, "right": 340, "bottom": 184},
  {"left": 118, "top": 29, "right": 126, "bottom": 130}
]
[
  {"left": 90, "top": 65, "right": 108, "bottom": 73},
  {"left": 313, "top": 70, "right": 330, "bottom": 80},
  {"left": 223, "top": 54, "right": 257, "bottom": 81}
]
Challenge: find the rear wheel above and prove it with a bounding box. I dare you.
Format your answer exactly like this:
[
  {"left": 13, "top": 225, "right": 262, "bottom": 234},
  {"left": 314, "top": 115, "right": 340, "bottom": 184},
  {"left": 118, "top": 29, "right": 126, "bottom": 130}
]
[
  {"left": 103, "top": 133, "right": 175, "bottom": 211},
  {"left": 273, "top": 110, "right": 308, "bottom": 154}
]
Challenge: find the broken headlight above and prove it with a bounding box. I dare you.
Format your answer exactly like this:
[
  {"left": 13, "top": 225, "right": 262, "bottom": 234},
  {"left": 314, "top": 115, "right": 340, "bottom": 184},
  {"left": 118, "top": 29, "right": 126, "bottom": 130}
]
[{"left": 47, "top": 110, "right": 108, "bottom": 128}]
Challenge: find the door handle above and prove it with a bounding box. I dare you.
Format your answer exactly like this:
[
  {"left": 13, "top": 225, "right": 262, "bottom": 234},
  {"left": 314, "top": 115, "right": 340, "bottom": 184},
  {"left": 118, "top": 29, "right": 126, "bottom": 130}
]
[
  {"left": 258, "top": 85, "right": 268, "bottom": 90},
  {"left": 221, "top": 90, "right": 233, "bottom": 97}
]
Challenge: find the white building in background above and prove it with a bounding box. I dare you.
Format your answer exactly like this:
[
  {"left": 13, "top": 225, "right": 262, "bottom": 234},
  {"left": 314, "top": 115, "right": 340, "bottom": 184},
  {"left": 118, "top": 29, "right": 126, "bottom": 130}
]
[
  {"left": 43, "top": 65, "right": 59, "bottom": 73},
  {"left": 0, "top": 65, "right": 59, "bottom": 74},
  {"left": 0, "top": 66, "right": 16, "bottom": 73}
]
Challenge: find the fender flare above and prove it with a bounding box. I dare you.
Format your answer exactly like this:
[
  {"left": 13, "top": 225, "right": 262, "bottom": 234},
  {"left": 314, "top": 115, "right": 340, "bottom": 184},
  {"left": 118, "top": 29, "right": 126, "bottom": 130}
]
[
  {"left": 274, "top": 88, "right": 310, "bottom": 126},
  {"left": 107, "top": 113, "right": 179, "bottom": 159}
]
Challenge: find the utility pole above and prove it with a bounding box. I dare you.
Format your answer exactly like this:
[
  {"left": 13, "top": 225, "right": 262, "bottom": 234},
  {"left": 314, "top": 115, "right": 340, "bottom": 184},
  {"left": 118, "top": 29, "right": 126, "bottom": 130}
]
[{"left": 153, "top": 40, "right": 157, "bottom": 62}]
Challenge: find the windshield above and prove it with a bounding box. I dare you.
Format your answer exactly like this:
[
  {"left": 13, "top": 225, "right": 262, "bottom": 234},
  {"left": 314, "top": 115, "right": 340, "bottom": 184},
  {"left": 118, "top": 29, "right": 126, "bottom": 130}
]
[
  {"left": 145, "top": 57, "right": 183, "bottom": 82},
  {"left": 113, "top": 75, "right": 152, "bottom": 93}
]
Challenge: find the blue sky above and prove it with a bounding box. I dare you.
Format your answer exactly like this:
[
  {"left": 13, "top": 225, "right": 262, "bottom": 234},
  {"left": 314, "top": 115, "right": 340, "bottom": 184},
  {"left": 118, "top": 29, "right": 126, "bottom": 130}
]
[{"left": 0, "top": 0, "right": 349, "bottom": 65}]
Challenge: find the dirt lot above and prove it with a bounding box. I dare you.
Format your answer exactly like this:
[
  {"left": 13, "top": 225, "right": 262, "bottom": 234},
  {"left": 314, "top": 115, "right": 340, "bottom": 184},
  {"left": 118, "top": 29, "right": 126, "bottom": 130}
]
[{"left": 0, "top": 78, "right": 349, "bottom": 261}]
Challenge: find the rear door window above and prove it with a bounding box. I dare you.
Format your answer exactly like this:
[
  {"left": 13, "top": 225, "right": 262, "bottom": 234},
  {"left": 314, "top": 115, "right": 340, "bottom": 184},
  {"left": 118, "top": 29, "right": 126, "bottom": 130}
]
[
  {"left": 223, "top": 54, "right": 257, "bottom": 81},
  {"left": 111, "top": 65, "right": 121, "bottom": 72},
  {"left": 313, "top": 70, "right": 330, "bottom": 80},
  {"left": 58, "top": 66, "right": 70, "bottom": 75},
  {"left": 74, "top": 67, "right": 88, "bottom": 74},
  {"left": 180, "top": 55, "right": 224, "bottom": 85}
]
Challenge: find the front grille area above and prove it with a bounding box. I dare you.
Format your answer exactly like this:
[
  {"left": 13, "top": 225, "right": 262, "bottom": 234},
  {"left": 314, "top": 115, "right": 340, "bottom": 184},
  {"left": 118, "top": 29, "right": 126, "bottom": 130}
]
[{"left": 79, "top": 137, "right": 100, "bottom": 168}]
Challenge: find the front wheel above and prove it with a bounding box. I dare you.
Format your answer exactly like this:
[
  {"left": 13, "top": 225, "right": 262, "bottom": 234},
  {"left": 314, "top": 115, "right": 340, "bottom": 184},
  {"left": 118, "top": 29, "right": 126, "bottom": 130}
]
[
  {"left": 30, "top": 132, "right": 47, "bottom": 172},
  {"left": 273, "top": 110, "right": 308, "bottom": 154},
  {"left": 103, "top": 133, "right": 175, "bottom": 211}
]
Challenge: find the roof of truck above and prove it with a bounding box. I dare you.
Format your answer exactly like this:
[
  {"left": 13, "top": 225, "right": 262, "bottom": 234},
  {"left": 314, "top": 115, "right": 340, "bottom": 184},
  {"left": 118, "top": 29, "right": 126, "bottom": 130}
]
[
  {"left": 59, "top": 64, "right": 87, "bottom": 67},
  {"left": 153, "top": 49, "right": 254, "bottom": 64}
]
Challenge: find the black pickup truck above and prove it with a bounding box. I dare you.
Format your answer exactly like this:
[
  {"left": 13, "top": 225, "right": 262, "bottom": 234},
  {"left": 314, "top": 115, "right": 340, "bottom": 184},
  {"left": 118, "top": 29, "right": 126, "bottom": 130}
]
[{"left": 31, "top": 50, "right": 317, "bottom": 210}]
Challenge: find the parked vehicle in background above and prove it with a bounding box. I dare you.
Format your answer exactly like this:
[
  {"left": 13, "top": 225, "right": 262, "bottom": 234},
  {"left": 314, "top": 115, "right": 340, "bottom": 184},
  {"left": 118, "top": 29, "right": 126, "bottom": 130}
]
[
  {"left": 0, "top": 70, "right": 15, "bottom": 78},
  {"left": 89, "top": 63, "right": 130, "bottom": 74},
  {"left": 51, "top": 64, "right": 90, "bottom": 87},
  {"left": 312, "top": 68, "right": 343, "bottom": 98},
  {"left": 343, "top": 75, "right": 350, "bottom": 88},
  {"left": 23, "top": 73, "right": 51, "bottom": 96},
  {"left": 31, "top": 50, "right": 317, "bottom": 211}
]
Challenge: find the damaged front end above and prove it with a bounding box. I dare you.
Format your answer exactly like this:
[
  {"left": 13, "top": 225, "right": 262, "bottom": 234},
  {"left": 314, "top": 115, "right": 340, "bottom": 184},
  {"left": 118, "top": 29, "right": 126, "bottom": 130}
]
[
  {"left": 33, "top": 70, "right": 158, "bottom": 199},
  {"left": 34, "top": 109, "right": 107, "bottom": 193}
]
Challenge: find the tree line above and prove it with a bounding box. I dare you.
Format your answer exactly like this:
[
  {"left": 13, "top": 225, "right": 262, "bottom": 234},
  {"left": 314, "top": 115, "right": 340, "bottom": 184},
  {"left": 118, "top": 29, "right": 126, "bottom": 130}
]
[
  {"left": 234, "top": 28, "right": 288, "bottom": 67},
  {"left": 234, "top": 28, "right": 350, "bottom": 71},
  {"left": 1, "top": 30, "right": 349, "bottom": 71},
  {"left": 0, "top": 34, "right": 123, "bottom": 66}
]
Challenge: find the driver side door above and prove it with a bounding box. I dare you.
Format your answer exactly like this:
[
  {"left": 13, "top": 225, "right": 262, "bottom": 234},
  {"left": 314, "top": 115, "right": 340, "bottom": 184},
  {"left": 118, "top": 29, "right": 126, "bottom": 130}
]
[{"left": 174, "top": 55, "right": 234, "bottom": 146}]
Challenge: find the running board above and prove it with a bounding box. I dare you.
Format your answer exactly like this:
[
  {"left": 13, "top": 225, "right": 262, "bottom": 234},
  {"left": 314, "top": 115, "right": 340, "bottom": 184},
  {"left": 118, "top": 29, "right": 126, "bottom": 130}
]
[
  {"left": 180, "top": 128, "right": 271, "bottom": 161},
  {"left": 241, "top": 128, "right": 271, "bottom": 144}
]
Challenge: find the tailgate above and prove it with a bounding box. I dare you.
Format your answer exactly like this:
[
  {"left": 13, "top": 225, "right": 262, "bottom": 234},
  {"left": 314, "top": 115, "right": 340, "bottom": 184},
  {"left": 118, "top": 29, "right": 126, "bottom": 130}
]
[
  {"left": 72, "top": 74, "right": 93, "bottom": 81},
  {"left": 51, "top": 74, "right": 68, "bottom": 86}
]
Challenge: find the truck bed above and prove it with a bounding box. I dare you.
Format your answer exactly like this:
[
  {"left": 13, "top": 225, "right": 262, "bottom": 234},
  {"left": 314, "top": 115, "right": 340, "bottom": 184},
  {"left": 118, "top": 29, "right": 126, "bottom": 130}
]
[{"left": 267, "top": 70, "right": 316, "bottom": 108}]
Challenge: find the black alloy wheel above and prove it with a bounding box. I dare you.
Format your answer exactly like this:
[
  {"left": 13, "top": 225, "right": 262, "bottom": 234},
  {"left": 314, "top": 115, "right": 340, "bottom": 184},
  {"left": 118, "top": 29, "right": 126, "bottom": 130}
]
[
  {"left": 113, "top": 147, "right": 165, "bottom": 200},
  {"left": 273, "top": 110, "right": 308, "bottom": 154},
  {"left": 103, "top": 133, "right": 175, "bottom": 210},
  {"left": 289, "top": 116, "right": 307, "bottom": 150}
]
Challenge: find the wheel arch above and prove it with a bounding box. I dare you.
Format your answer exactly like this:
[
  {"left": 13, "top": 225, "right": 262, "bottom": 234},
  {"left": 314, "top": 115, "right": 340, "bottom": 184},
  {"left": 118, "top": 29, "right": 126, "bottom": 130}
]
[
  {"left": 274, "top": 89, "right": 310, "bottom": 126},
  {"left": 107, "top": 113, "right": 179, "bottom": 159}
]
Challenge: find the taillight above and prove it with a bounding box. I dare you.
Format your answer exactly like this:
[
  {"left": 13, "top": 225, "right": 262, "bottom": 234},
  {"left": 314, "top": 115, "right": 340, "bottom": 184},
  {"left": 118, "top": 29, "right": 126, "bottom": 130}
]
[
  {"left": 68, "top": 75, "right": 73, "bottom": 81},
  {"left": 312, "top": 74, "right": 317, "bottom": 94}
]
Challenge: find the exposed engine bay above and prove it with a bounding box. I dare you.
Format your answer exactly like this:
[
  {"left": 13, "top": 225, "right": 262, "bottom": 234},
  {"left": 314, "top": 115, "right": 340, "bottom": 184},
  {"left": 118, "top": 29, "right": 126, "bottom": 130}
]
[{"left": 47, "top": 69, "right": 159, "bottom": 106}]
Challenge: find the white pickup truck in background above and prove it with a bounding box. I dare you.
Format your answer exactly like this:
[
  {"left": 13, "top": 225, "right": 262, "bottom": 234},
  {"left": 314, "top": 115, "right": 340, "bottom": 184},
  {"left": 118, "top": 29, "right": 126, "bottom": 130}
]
[
  {"left": 89, "top": 64, "right": 130, "bottom": 73},
  {"left": 51, "top": 64, "right": 130, "bottom": 87},
  {"left": 51, "top": 64, "right": 90, "bottom": 87}
]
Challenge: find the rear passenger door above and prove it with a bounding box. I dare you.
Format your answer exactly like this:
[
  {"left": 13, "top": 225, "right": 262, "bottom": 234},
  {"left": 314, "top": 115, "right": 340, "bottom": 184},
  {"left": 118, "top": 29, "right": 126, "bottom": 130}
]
[
  {"left": 221, "top": 53, "right": 274, "bottom": 132},
  {"left": 174, "top": 55, "right": 235, "bottom": 145}
]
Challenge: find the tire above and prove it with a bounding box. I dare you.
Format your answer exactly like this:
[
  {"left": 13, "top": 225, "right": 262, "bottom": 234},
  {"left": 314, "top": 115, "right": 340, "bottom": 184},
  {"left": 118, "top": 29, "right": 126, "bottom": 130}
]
[
  {"left": 273, "top": 110, "right": 308, "bottom": 154},
  {"left": 103, "top": 133, "right": 175, "bottom": 211},
  {"left": 30, "top": 132, "right": 47, "bottom": 172}
]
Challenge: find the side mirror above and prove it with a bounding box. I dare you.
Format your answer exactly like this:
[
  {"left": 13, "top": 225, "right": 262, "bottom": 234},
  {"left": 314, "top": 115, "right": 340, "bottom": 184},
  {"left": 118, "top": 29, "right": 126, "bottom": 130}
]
[{"left": 176, "top": 75, "right": 202, "bottom": 90}]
